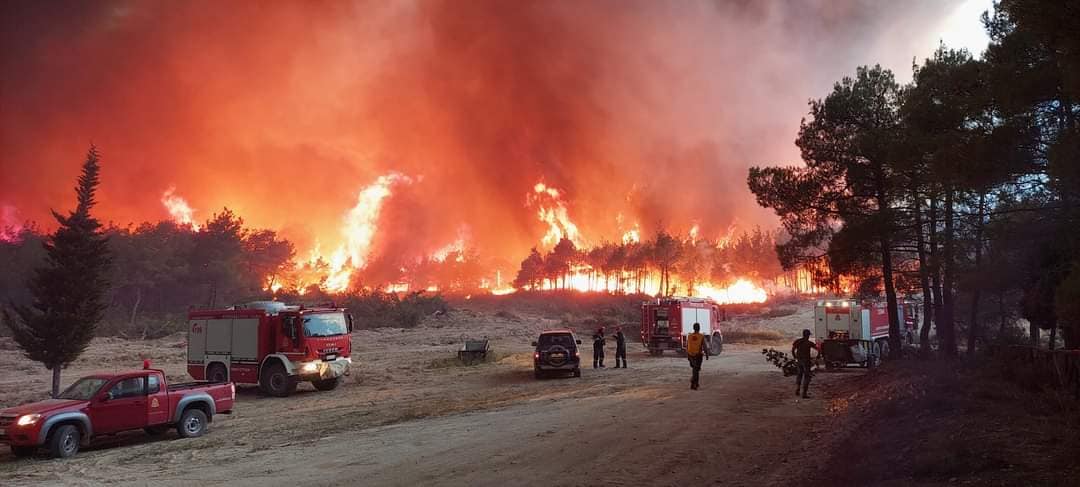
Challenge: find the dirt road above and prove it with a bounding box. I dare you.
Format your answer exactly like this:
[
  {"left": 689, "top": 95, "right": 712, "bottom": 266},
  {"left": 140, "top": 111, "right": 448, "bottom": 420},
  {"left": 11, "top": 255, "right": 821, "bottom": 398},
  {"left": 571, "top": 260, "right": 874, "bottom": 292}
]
[{"left": 1, "top": 310, "right": 828, "bottom": 486}]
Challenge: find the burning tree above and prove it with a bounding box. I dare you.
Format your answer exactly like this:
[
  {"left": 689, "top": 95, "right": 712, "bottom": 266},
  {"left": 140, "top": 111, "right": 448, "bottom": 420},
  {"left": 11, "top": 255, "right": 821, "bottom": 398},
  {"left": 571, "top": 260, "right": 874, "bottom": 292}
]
[{"left": 3, "top": 146, "right": 112, "bottom": 397}]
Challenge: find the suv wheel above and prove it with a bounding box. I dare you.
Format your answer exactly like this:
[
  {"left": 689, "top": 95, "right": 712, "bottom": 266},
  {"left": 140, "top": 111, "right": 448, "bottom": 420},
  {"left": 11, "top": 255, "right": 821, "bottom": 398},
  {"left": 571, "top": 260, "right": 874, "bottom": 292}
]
[
  {"left": 48, "top": 424, "right": 80, "bottom": 458},
  {"left": 573, "top": 368, "right": 581, "bottom": 378},
  {"left": 177, "top": 408, "right": 208, "bottom": 438},
  {"left": 534, "top": 369, "right": 544, "bottom": 380}
]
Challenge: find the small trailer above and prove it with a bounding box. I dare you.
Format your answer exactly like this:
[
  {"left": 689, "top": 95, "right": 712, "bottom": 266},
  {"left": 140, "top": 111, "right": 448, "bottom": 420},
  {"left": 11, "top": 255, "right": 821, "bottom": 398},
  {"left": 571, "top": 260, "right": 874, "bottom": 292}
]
[{"left": 458, "top": 339, "right": 490, "bottom": 365}]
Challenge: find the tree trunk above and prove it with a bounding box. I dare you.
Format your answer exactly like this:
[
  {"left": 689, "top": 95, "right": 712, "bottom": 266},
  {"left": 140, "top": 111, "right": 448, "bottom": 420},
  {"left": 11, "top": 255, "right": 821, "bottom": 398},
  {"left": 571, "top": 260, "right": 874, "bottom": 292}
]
[
  {"left": 966, "top": 192, "right": 986, "bottom": 357},
  {"left": 929, "top": 195, "right": 943, "bottom": 344},
  {"left": 941, "top": 188, "right": 957, "bottom": 357},
  {"left": 915, "top": 191, "right": 934, "bottom": 353},
  {"left": 51, "top": 366, "right": 61, "bottom": 398},
  {"left": 1049, "top": 322, "right": 1057, "bottom": 351},
  {"left": 997, "top": 291, "right": 1006, "bottom": 341},
  {"left": 131, "top": 287, "right": 144, "bottom": 339},
  {"left": 881, "top": 235, "right": 902, "bottom": 359},
  {"left": 1030, "top": 320, "right": 1040, "bottom": 348}
]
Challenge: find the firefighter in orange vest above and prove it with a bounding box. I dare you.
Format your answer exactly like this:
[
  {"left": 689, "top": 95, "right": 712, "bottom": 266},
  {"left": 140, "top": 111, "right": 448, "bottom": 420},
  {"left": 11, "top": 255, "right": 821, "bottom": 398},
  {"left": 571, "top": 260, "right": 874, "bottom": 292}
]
[{"left": 686, "top": 322, "right": 709, "bottom": 390}]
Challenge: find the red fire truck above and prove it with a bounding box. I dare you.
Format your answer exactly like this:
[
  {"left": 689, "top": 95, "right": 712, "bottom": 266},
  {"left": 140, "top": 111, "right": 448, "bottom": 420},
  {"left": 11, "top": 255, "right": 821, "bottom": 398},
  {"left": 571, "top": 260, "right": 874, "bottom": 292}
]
[
  {"left": 187, "top": 301, "right": 353, "bottom": 397},
  {"left": 813, "top": 298, "right": 919, "bottom": 366},
  {"left": 641, "top": 297, "right": 724, "bottom": 356}
]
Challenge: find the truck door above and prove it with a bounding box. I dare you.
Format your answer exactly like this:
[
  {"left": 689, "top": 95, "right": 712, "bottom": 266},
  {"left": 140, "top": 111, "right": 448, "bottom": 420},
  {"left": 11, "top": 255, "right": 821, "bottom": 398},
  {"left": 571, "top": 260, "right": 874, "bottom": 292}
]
[
  {"left": 146, "top": 374, "right": 169, "bottom": 426},
  {"left": 93, "top": 377, "right": 149, "bottom": 434}
]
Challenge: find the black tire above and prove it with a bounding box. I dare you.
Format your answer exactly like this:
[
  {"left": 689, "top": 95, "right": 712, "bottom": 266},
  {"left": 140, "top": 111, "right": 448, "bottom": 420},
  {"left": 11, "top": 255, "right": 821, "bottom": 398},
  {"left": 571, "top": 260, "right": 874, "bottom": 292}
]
[
  {"left": 48, "top": 424, "right": 80, "bottom": 459},
  {"left": 177, "top": 408, "right": 208, "bottom": 438},
  {"left": 711, "top": 333, "right": 724, "bottom": 355},
  {"left": 207, "top": 363, "right": 228, "bottom": 383},
  {"left": 573, "top": 368, "right": 581, "bottom": 378},
  {"left": 878, "top": 340, "right": 890, "bottom": 362},
  {"left": 261, "top": 361, "right": 297, "bottom": 397},
  {"left": 10, "top": 445, "right": 36, "bottom": 457},
  {"left": 534, "top": 369, "right": 544, "bottom": 380},
  {"left": 144, "top": 425, "right": 169, "bottom": 436},
  {"left": 312, "top": 377, "right": 341, "bottom": 391}
]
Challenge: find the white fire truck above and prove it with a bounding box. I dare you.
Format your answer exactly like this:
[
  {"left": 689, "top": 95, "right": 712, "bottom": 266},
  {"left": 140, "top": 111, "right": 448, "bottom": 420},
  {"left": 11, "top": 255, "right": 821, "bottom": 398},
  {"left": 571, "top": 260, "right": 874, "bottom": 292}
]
[{"left": 814, "top": 298, "right": 919, "bottom": 367}]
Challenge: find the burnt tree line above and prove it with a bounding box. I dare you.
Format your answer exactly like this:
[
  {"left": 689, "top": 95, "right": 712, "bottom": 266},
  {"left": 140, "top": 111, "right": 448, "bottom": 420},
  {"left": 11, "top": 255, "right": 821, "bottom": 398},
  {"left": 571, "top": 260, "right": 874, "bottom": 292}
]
[{"left": 749, "top": 0, "right": 1080, "bottom": 355}]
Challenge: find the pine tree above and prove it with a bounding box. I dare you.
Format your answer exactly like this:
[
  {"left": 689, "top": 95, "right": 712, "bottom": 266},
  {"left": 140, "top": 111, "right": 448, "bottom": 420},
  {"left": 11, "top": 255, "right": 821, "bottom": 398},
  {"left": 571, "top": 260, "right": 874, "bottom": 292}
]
[{"left": 3, "top": 146, "right": 111, "bottom": 397}]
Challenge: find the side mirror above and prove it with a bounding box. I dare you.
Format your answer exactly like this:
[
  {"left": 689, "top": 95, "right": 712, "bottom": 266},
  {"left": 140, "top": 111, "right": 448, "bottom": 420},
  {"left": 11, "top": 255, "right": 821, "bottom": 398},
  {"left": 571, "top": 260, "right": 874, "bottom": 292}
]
[
  {"left": 576, "top": 340, "right": 582, "bottom": 345},
  {"left": 531, "top": 341, "right": 538, "bottom": 347},
  {"left": 347, "top": 313, "right": 355, "bottom": 333}
]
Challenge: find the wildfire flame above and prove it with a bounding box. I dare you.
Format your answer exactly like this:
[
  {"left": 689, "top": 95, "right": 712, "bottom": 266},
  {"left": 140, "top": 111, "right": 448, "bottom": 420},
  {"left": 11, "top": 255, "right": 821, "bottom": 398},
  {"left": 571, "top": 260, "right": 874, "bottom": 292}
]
[
  {"left": 0, "top": 204, "right": 23, "bottom": 243},
  {"left": 529, "top": 182, "right": 584, "bottom": 248},
  {"left": 161, "top": 187, "right": 199, "bottom": 231},
  {"left": 694, "top": 279, "right": 768, "bottom": 305}
]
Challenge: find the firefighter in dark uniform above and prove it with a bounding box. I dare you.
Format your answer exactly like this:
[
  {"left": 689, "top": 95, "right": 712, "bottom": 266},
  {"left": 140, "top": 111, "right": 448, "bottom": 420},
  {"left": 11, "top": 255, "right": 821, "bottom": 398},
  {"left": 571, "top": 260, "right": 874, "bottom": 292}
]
[
  {"left": 592, "top": 327, "right": 606, "bottom": 368},
  {"left": 792, "top": 329, "right": 816, "bottom": 398},
  {"left": 613, "top": 326, "right": 627, "bottom": 368}
]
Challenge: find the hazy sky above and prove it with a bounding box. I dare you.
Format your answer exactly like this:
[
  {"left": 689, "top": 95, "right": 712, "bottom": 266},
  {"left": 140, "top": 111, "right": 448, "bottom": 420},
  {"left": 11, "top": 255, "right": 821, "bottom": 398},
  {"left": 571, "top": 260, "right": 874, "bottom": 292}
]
[{"left": 0, "top": 0, "right": 994, "bottom": 266}]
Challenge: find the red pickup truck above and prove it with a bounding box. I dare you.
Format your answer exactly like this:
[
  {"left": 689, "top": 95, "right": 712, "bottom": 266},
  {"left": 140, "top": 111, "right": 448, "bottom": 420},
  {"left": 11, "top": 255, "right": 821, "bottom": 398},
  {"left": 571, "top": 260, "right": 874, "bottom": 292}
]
[{"left": 0, "top": 365, "right": 234, "bottom": 458}]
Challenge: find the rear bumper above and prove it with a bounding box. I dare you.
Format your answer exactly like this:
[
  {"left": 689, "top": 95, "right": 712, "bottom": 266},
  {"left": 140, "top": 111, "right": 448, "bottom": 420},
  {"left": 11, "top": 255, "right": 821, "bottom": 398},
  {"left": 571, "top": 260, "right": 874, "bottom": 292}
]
[
  {"left": 535, "top": 362, "right": 579, "bottom": 371},
  {"left": 645, "top": 337, "right": 682, "bottom": 350}
]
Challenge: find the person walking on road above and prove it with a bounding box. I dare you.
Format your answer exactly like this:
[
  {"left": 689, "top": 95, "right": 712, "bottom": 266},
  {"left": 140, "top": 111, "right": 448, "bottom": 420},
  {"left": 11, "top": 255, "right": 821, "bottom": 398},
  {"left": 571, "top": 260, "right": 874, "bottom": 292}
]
[
  {"left": 792, "top": 329, "right": 816, "bottom": 398},
  {"left": 592, "top": 327, "right": 606, "bottom": 368},
  {"left": 686, "top": 323, "right": 709, "bottom": 389},
  {"left": 612, "top": 326, "right": 627, "bottom": 368}
]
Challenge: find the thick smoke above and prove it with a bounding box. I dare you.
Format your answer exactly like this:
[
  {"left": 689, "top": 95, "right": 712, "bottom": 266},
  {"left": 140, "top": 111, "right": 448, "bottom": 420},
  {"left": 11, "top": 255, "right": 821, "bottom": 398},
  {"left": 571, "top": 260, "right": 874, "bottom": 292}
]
[{"left": 1, "top": 0, "right": 964, "bottom": 270}]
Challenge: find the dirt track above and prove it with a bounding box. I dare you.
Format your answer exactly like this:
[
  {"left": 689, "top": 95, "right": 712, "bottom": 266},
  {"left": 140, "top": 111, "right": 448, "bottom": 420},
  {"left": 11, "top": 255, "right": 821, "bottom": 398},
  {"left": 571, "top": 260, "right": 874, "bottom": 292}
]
[{"left": 0, "top": 309, "right": 830, "bottom": 486}]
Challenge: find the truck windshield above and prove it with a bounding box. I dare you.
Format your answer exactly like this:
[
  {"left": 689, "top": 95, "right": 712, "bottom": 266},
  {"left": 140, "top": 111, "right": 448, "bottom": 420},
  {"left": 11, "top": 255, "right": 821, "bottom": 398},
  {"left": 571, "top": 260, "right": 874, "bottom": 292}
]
[
  {"left": 58, "top": 378, "right": 108, "bottom": 400},
  {"left": 303, "top": 313, "right": 348, "bottom": 337}
]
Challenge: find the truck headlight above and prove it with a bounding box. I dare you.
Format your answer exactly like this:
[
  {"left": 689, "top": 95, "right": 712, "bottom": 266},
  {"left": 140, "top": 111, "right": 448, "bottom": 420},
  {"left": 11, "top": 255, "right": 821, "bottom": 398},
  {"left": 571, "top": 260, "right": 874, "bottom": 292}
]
[
  {"left": 17, "top": 414, "right": 42, "bottom": 426},
  {"left": 301, "top": 362, "right": 319, "bottom": 373}
]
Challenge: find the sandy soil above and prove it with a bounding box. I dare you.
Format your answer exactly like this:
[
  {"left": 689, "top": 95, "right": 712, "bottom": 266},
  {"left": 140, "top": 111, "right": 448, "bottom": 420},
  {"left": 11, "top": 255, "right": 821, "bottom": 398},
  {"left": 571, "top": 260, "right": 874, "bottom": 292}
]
[{"left": 0, "top": 307, "right": 832, "bottom": 487}]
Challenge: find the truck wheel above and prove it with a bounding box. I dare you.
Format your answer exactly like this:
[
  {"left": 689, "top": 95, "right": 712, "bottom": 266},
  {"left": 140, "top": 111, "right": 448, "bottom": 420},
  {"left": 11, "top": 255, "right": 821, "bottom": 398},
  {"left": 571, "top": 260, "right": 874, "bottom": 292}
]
[
  {"left": 878, "top": 340, "right": 890, "bottom": 361},
  {"left": 207, "top": 363, "right": 227, "bottom": 383},
  {"left": 177, "top": 408, "right": 208, "bottom": 438},
  {"left": 711, "top": 333, "right": 723, "bottom": 355},
  {"left": 261, "top": 362, "right": 297, "bottom": 397},
  {"left": 144, "top": 425, "right": 169, "bottom": 436},
  {"left": 573, "top": 368, "right": 581, "bottom": 378},
  {"left": 534, "top": 369, "right": 544, "bottom": 380},
  {"left": 10, "top": 445, "right": 36, "bottom": 457},
  {"left": 312, "top": 377, "right": 341, "bottom": 391},
  {"left": 48, "top": 424, "right": 80, "bottom": 458}
]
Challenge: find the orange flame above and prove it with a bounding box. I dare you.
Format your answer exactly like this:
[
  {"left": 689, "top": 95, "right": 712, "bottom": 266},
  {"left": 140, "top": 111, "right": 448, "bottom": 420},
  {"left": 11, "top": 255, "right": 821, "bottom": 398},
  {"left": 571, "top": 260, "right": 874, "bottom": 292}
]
[
  {"left": 694, "top": 279, "right": 768, "bottom": 305},
  {"left": 529, "top": 182, "right": 584, "bottom": 248},
  {"left": 161, "top": 187, "right": 199, "bottom": 231}
]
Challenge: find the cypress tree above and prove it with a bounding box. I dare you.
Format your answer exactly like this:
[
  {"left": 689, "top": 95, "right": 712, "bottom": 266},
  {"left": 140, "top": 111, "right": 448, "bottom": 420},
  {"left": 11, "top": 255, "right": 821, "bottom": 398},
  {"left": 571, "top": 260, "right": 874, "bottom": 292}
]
[{"left": 3, "top": 146, "right": 111, "bottom": 397}]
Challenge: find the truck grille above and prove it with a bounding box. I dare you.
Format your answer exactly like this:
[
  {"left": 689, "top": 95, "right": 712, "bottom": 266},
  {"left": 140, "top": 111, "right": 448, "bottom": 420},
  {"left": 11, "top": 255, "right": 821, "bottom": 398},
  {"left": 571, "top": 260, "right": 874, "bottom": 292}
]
[{"left": 0, "top": 415, "right": 16, "bottom": 428}]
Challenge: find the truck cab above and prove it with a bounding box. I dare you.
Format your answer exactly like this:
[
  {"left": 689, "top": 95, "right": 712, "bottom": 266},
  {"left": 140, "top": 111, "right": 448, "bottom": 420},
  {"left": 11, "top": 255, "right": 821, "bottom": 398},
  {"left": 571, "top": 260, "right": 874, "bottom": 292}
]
[
  {"left": 188, "top": 301, "right": 354, "bottom": 397},
  {"left": 0, "top": 367, "right": 234, "bottom": 458}
]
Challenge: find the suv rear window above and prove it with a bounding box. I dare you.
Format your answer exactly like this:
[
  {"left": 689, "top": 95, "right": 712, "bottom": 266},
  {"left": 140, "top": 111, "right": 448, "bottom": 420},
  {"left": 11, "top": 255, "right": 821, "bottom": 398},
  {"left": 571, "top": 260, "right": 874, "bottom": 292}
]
[{"left": 538, "top": 334, "right": 575, "bottom": 348}]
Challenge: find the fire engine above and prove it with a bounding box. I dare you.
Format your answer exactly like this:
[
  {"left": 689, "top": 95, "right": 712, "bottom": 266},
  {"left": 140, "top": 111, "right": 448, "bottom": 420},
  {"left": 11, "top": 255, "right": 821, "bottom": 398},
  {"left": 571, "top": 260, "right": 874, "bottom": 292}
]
[
  {"left": 641, "top": 297, "right": 724, "bottom": 356},
  {"left": 813, "top": 298, "right": 919, "bottom": 366},
  {"left": 187, "top": 301, "right": 353, "bottom": 397}
]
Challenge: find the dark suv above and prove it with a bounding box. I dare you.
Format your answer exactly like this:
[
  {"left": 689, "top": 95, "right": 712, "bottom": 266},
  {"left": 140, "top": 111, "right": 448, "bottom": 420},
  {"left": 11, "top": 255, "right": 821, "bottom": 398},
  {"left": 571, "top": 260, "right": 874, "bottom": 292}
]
[{"left": 532, "top": 330, "right": 582, "bottom": 379}]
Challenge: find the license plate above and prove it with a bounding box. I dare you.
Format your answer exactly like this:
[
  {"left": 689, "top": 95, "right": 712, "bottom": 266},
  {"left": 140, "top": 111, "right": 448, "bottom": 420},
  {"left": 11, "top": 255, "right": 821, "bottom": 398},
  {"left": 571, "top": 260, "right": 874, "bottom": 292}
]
[{"left": 325, "top": 354, "right": 337, "bottom": 361}]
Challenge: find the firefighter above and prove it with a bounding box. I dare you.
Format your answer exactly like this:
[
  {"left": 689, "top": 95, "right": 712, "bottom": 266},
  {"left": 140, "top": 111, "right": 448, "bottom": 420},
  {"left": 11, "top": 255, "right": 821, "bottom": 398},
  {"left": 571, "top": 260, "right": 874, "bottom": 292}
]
[
  {"left": 612, "top": 326, "right": 627, "bottom": 368},
  {"left": 791, "top": 329, "right": 815, "bottom": 398},
  {"left": 592, "top": 327, "right": 606, "bottom": 368},
  {"left": 686, "top": 322, "right": 709, "bottom": 390}
]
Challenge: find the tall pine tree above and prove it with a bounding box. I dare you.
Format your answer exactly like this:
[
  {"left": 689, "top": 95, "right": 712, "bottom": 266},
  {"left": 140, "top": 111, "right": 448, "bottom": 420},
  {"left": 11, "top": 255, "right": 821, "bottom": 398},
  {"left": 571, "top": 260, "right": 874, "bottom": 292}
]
[{"left": 3, "top": 146, "right": 111, "bottom": 397}]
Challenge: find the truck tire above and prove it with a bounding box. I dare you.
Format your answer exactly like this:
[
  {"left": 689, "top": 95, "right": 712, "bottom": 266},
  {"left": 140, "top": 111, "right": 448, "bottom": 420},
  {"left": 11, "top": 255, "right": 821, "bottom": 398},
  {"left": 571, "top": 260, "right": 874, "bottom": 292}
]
[
  {"left": 573, "top": 368, "right": 581, "bottom": 378},
  {"left": 312, "top": 377, "right": 341, "bottom": 391},
  {"left": 10, "top": 445, "right": 36, "bottom": 457},
  {"left": 177, "top": 408, "right": 208, "bottom": 438},
  {"left": 207, "top": 363, "right": 227, "bottom": 383},
  {"left": 534, "top": 369, "right": 544, "bottom": 380},
  {"left": 711, "top": 332, "right": 723, "bottom": 355},
  {"left": 261, "top": 362, "right": 297, "bottom": 397},
  {"left": 48, "top": 424, "right": 80, "bottom": 458}
]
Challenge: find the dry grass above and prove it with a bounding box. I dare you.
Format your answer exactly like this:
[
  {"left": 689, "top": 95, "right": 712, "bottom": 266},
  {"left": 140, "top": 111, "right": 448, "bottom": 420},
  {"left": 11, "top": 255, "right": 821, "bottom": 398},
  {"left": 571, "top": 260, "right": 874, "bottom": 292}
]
[{"left": 722, "top": 328, "right": 786, "bottom": 344}]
